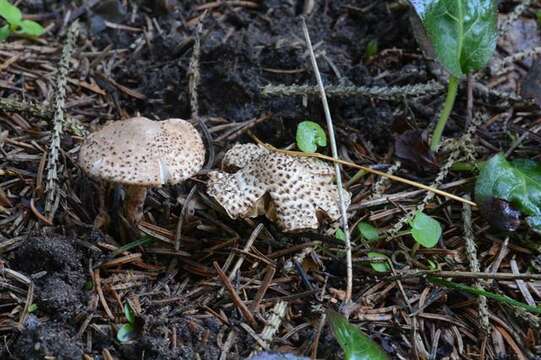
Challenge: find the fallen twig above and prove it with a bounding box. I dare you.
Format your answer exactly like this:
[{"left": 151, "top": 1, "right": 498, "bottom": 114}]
[
  {"left": 262, "top": 81, "right": 444, "bottom": 99},
  {"left": 44, "top": 22, "right": 79, "bottom": 220},
  {"left": 252, "top": 136, "right": 476, "bottom": 207},
  {"left": 213, "top": 261, "right": 257, "bottom": 327},
  {"left": 301, "top": 17, "right": 353, "bottom": 304}
]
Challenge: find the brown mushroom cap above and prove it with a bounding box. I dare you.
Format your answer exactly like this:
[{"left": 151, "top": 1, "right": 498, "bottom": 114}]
[
  {"left": 79, "top": 117, "right": 205, "bottom": 186},
  {"left": 207, "top": 144, "right": 351, "bottom": 232}
]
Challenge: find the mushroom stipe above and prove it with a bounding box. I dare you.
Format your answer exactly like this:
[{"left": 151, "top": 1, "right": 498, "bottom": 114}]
[{"left": 79, "top": 117, "right": 205, "bottom": 226}]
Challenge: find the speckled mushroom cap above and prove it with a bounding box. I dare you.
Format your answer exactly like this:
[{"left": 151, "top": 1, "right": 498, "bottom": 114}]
[
  {"left": 207, "top": 143, "right": 351, "bottom": 232},
  {"left": 79, "top": 117, "right": 205, "bottom": 186}
]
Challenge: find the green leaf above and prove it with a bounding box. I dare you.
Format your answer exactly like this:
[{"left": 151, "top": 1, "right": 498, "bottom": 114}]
[
  {"left": 124, "top": 303, "right": 135, "bottom": 324},
  {"left": 28, "top": 303, "right": 38, "bottom": 313},
  {"left": 0, "top": 24, "right": 10, "bottom": 41},
  {"left": 17, "top": 20, "right": 44, "bottom": 37},
  {"left": 410, "top": 0, "right": 498, "bottom": 77},
  {"left": 117, "top": 323, "right": 136, "bottom": 343},
  {"left": 335, "top": 228, "right": 346, "bottom": 242},
  {"left": 296, "top": 121, "right": 327, "bottom": 153},
  {"left": 0, "top": 0, "right": 21, "bottom": 26},
  {"left": 427, "top": 259, "right": 438, "bottom": 270},
  {"left": 367, "top": 252, "right": 390, "bottom": 273},
  {"left": 428, "top": 276, "right": 541, "bottom": 315},
  {"left": 327, "top": 310, "right": 389, "bottom": 360},
  {"left": 365, "top": 39, "right": 379, "bottom": 59},
  {"left": 112, "top": 236, "right": 154, "bottom": 256},
  {"left": 410, "top": 211, "right": 442, "bottom": 248},
  {"left": 475, "top": 153, "right": 541, "bottom": 232},
  {"left": 357, "top": 222, "right": 379, "bottom": 242}
]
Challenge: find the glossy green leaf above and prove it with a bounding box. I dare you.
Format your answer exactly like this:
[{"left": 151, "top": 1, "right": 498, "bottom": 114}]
[
  {"left": 0, "top": 25, "right": 9, "bottom": 41},
  {"left": 357, "top": 222, "right": 379, "bottom": 242},
  {"left": 17, "top": 20, "right": 44, "bottom": 37},
  {"left": 475, "top": 153, "right": 541, "bottom": 232},
  {"left": 124, "top": 303, "right": 135, "bottom": 324},
  {"left": 410, "top": 211, "right": 442, "bottom": 248},
  {"left": 336, "top": 228, "right": 346, "bottom": 242},
  {"left": 327, "top": 310, "right": 389, "bottom": 360},
  {"left": 0, "top": 0, "right": 21, "bottom": 26},
  {"left": 365, "top": 40, "right": 379, "bottom": 59},
  {"left": 367, "top": 252, "right": 390, "bottom": 273},
  {"left": 296, "top": 121, "right": 327, "bottom": 153},
  {"left": 117, "top": 323, "right": 136, "bottom": 343},
  {"left": 410, "top": 0, "right": 498, "bottom": 77}
]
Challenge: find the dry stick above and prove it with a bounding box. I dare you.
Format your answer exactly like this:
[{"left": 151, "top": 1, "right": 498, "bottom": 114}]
[
  {"left": 261, "top": 81, "right": 444, "bottom": 99},
  {"left": 219, "top": 330, "right": 237, "bottom": 360},
  {"left": 352, "top": 178, "right": 473, "bottom": 210},
  {"left": 44, "top": 22, "right": 79, "bottom": 220},
  {"left": 227, "top": 223, "right": 264, "bottom": 281},
  {"left": 213, "top": 261, "right": 257, "bottom": 327},
  {"left": 464, "top": 76, "right": 490, "bottom": 335},
  {"left": 254, "top": 301, "right": 287, "bottom": 354},
  {"left": 311, "top": 312, "right": 327, "bottom": 360},
  {"left": 510, "top": 259, "right": 536, "bottom": 306},
  {"left": 175, "top": 186, "right": 198, "bottom": 251},
  {"left": 463, "top": 195, "right": 491, "bottom": 334},
  {"left": 390, "top": 270, "right": 541, "bottom": 281},
  {"left": 216, "top": 224, "right": 264, "bottom": 298},
  {"left": 248, "top": 264, "right": 276, "bottom": 313},
  {"left": 188, "top": 13, "right": 215, "bottom": 170},
  {"left": 301, "top": 17, "right": 352, "bottom": 302},
  {"left": 0, "top": 98, "right": 53, "bottom": 118},
  {"left": 0, "top": 98, "right": 85, "bottom": 135},
  {"left": 253, "top": 138, "right": 476, "bottom": 207},
  {"left": 94, "top": 269, "right": 115, "bottom": 321}
]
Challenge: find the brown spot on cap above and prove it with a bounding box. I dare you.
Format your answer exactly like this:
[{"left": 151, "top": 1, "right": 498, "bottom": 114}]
[{"left": 79, "top": 117, "right": 205, "bottom": 186}]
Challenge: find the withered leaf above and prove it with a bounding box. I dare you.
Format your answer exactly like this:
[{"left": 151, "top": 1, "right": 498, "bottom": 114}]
[
  {"left": 520, "top": 59, "right": 541, "bottom": 107},
  {"left": 479, "top": 197, "right": 521, "bottom": 232},
  {"left": 394, "top": 129, "right": 438, "bottom": 173}
]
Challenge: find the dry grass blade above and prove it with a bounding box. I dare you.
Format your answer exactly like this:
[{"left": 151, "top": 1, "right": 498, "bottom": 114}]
[
  {"left": 301, "top": 17, "right": 353, "bottom": 304},
  {"left": 252, "top": 136, "right": 477, "bottom": 207}
]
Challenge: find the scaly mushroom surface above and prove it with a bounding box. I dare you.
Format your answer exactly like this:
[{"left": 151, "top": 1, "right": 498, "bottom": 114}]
[
  {"left": 79, "top": 117, "right": 205, "bottom": 225},
  {"left": 207, "top": 143, "right": 351, "bottom": 232}
]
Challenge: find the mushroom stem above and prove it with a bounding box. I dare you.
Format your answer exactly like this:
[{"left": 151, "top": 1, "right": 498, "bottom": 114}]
[{"left": 124, "top": 185, "right": 147, "bottom": 225}]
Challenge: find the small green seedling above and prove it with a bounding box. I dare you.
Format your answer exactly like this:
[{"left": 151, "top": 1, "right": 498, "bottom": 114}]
[
  {"left": 28, "top": 303, "right": 38, "bottom": 313},
  {"left": 327, "top": 309, "right": 389, "bottom": 360},
  {"left": 409, "top": 211, "right": 442, "bottom": 248},
  {"left": 357, "top": 222, "right": 379, "bottom": 242},
  {"left": 367, "top": 252, "right": 390, "bottom": 273},
  {"left": 335, "top": 228, "right": 346, "bottom": 242},
  {"left": 296, "top": 121, "right": 327, "bottom": 153},
  {"left": 117, "top": 303, "right": 137, "bottom": 343},
  {"left": 365, "top": 39, "right": 379, "bottom": 60},
  {"left": 409, "top": 0, "right": 498, "bottom": 151},
  {"left": 0, "top": 0, "right": 44, "bottom": 41}
]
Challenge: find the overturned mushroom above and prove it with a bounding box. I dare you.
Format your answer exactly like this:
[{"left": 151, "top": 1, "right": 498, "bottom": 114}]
[
  {"left": 207, "top": 143, "right": 351, "bottom": 232},
  {"left": 79, "top": 117, "right": 205, "bottom": 225}
]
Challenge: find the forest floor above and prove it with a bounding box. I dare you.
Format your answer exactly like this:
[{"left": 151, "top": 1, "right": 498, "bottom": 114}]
[{"left": 1, "top": 0, "right": 541, "bottom": 359}]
